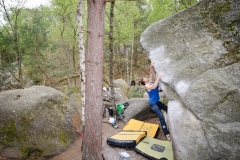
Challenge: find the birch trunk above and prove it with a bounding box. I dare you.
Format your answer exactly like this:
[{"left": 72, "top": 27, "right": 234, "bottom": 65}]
[{"left": 77, "top": 0, "right": 86, "bottom": 125}]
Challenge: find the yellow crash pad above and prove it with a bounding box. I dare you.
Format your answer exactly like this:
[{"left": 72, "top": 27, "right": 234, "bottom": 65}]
[
  {"left": 110, "top": 131, "right": 146, "bottom": 143},
  {"left": 123, "top": 119, "right": 159, "bottom": 137},
  {"left": 107, "top": 131, "right": 146, "bottom": 148},
  {"left": 135, "top": 136, "right": 174, "bottom": 160}
]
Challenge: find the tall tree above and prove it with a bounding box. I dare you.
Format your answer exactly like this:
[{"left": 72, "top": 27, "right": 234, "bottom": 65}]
[
  {"left": 49, "top": 0, "right": 79, "bottom": 90},
  {"left": 82, "top": 0, "right": 105, "bottom": 159},
  {"left": 77, "top": 0, "right": 86, "bottom": 125},
  {"left": 0, "top": 0, "right": 26, "bottom": 87},
  {"left": 20, "top": 8, "right": 52, "bottom": 85},
  {"left": 108, "top": 0, "right": 115, "bottom": 110},
  {"left": 107, "top": 1, "right": 143, "bottom": 82},
  {"left": 125, "top": 45, "right": 129, "bottom": 84},
  {"left": 133, "top": 0, "right": 149, "bottom": 67}
]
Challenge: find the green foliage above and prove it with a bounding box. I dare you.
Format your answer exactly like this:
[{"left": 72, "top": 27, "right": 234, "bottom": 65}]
[
  {"left": 105, "top": 1, "right": 148, "bottom": 45},
  {"left": 60, "top": 86, "right": 81, "bottom": 97},
  {"left": 147, "top": 0, "right": 199, "bottom": 25},
  {"left": 147, "top": 0, "right": 175, "bottom": 24},
  {"left": 68, "top": 86, "right": 81, "bottom": 94},
  {"left": 0, "top": 29, "right": 15, "bottom": 65},
  {"left": 104, "top": 0, "right": 150, "bottom": 81},
  {"left": 0, "top": 0, "right": 199, "bottom": 90},
  {"left": 126, "top": 86, "right": 145, "bottom": 99},
  {"left": 21, "top": 13, "right": 52, "bottom": 82}
]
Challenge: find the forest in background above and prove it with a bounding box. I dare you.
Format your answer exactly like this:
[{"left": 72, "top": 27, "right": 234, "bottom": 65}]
[{"left": 0, "top": 0, "right": 199, "bottom": 95}]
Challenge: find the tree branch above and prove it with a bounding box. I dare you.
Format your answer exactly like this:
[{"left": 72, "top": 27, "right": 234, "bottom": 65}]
[{"left": 48, "top": 74, "right": 80, "bottom": 86}]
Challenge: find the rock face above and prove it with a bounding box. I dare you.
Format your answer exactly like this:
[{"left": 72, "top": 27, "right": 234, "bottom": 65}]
[
  {"left": 0, "top": 86, "right": 81, "bottom": 159},
  {"left": 140, "top": 0, "right": 240, "bottom": 159}
]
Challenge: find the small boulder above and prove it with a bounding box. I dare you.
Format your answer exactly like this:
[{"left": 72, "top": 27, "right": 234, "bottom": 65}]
[
  {"left": 121, "top": 98, "right": 157, "bottom": 123},
  {"left": 113, "top": 79, "right": 128, "bottom": 90},
  {"left": 103, "top": 88, "right": 127, "bottom": 104}
]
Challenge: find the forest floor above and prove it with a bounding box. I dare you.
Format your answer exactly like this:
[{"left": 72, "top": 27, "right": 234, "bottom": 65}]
[
  {"left": 0, "top": 116, "right": 167, "bottom": 160},
  {"left": 50, "top": 115, "right": 167, "bottom": 160}
]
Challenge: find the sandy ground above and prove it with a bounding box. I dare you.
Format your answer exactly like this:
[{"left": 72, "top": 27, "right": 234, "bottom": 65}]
[
  {"left": 51, "top": 114, "right": 167, "bottom": 160},
  {"left": 0, "top": 115, "right": 168, "bottom": 160}
]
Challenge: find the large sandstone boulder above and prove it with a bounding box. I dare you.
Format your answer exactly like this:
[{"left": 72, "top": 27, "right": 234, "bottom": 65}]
[
  {"left": 0, "top": 86, "right": 81, "bottom": 159},
  {"left": 141, "top": 0, "right": 240, "bottom": 159}
]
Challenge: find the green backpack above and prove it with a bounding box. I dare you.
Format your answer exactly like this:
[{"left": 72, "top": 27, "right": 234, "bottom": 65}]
[{"left": 116, "top": 104, "right": 125, "bottom": 114}]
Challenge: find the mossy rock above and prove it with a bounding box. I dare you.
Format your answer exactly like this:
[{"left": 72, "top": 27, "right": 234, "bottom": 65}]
[{"left": 0, "top": 86, "right": 81, "bottom": 159}]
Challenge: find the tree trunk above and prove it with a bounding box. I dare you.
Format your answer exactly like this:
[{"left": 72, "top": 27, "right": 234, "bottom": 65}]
[
  {"left": 33, "top": 37, "right": 52, "bottom": 82},
  {"left": 133, "top": 21, "right": 138, "bottom": 67},
  {"left": 67, "top": 46, "right": 71, "bottom": 96},
  {"left": 0, "top": 50, "right": 2, "bottom": 64},
  {"left": 109, "top": 0, "right": 115, "bottom": 108},
  {"left": 48, "top": 74, "right": 80, "bottom": 86},
  {"left": 16, "top": 49, "right": 23, "bottom": 88},
  {"left": 117, "top": 47, "right": 120, "bottom": 75},
  {"left": 77, "top": 0, "right": 86, "bottom": 125},
  {"left": 72, "top": 47, "right": 77, "bottom": 86},
  {"left": 82, "top": 0, "right": 105, "bottom": 159},
  {"left": 130, "top": 30, "right": 134, "bottom": 84},
  {"left": 72, "top": 30, "right": 77, "bottom": 86},
  {"left": 125, "top": 45, "right": 129, "bottom": 85}
]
